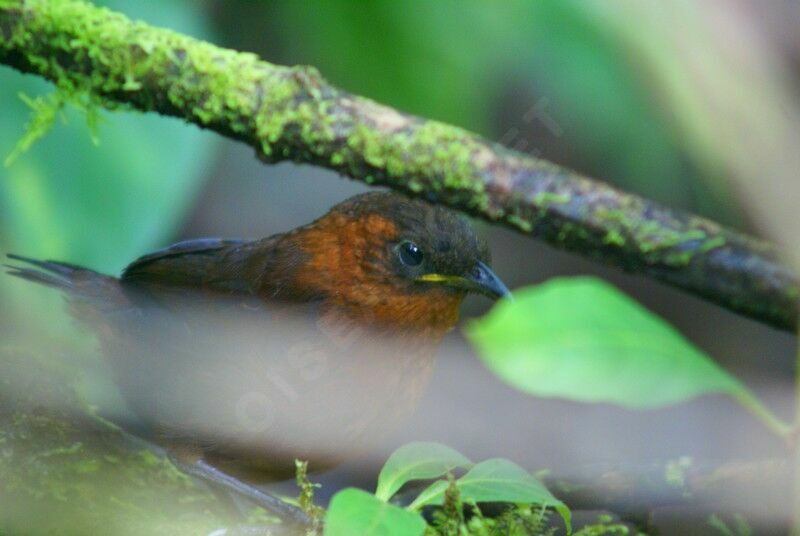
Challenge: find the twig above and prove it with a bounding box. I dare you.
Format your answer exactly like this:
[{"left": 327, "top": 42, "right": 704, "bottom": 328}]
[
  {"left": 0, "top": 0, "right": 797, "bottom": 330},
  {"left": 169, "top": 455, "right": 311, "bottom": 529}
]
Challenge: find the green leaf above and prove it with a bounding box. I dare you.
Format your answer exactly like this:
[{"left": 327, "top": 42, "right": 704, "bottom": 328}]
[
  {"left": 409, "top": 458, "right": 570, "bottom": 531},
  {"left": 467, "top": 277, "right": 751, "bottom": 408},
  {"left": 467, "top": 277, "right": 791, "bottom": 437},
  {"left": 325, "top": 488, "right": 426, "bottom": 536},
  {"left": 375, "top": 442, "right": 473, "bottom": 502}
]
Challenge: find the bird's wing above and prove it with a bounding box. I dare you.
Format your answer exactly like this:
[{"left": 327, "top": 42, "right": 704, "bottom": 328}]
[
  {"left": 124, "top": 238, "right": 247, "bottom": 269},
  {"left": 121, "top": 238, "right": 257, "bottom": 295},
  {"left": 120, "top": 235, "right": 312, "bottom": 304}
]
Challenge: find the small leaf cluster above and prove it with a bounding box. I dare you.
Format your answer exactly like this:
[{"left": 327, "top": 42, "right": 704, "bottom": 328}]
[{"left": 323, "top": 442, "right": 572, "bottom": 536}]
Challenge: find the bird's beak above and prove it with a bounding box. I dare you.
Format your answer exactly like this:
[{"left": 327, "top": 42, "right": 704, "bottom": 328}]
[{"left": 416, "top": 261, "right": 511, "bottom": 300}]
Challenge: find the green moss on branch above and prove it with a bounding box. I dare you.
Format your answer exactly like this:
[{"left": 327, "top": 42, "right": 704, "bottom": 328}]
[
  {"left": 0, "top": 348, "right": 231, "bottom": 534},
  {"left": 0, "top": 0, "right": 797, "bottom": 330}
]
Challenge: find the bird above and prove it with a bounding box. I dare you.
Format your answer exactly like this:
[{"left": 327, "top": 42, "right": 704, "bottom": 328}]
[{"left": 5, "top": 191, "right": 509, "bottom": 522}]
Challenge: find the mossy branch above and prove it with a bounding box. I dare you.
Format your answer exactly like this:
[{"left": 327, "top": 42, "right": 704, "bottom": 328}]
[
  {"left": 0, "top": 0, "right": 797, "bottom": 330},
  {"left": 0, "top": 346, "right": 312, "bottom": 532},
  {"left": 0, "top": 348, "right": 230, "bottom": 533}
]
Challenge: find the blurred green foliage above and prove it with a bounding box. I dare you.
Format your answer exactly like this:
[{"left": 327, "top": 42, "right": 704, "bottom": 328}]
[
  {"left": 275, "top": 0, "right": 729, "bottom": 214},
  {"left": 0, "top": 0, "right": 217, "bottom": 273},
  {"left": 0, "top": 0, "right": 219, "bottom": 339}
]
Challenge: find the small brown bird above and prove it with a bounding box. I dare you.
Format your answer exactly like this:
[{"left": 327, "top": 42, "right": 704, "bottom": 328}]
[{"left": 6, "top": 191, "right": 508, "bottom": 520}]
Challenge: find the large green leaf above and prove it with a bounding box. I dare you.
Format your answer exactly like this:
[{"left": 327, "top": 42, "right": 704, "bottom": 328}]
[
  {"left": 467, "top": 277, "right": 751, "bottom": 409},
  {"left": 375, "top": 442, "right": 473, "bottom": 502},
  {"left": 409, "top": 458, "right": 570, "bottom": 531},
  {"left": 325, "top": 488, "right": 426, "bottom": 536}
]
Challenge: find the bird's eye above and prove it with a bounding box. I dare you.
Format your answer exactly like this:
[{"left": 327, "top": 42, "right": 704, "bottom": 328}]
[{"left": 398, "top": 241, "right": 424, "bottom": 267}]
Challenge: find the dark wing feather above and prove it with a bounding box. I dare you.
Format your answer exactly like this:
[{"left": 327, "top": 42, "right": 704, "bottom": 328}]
[
  {"left": 121, "top": 238, "right": 260, "bottom": 294},
  {"left": 121, "top": 236, "right": 313, "bottom": 303},
  {"left": 123, "top": 238, "right": 247, "bottom": 275}
]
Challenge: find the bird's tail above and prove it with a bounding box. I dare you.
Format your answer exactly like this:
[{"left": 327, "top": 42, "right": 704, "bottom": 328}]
[
  {"left": 4, "top": 254, "right": 127, "bottom": 315},
  {"left": 5, "top": 254, "right": 89, "bottom": 289}
]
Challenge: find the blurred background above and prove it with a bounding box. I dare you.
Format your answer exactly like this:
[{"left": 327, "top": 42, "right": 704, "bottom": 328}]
[{"left": 2, "top": 1, "right": 800, "bottom": 533}]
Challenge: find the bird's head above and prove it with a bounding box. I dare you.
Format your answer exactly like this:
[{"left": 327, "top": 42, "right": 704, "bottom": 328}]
[{"left": 286, "top": 192, "right": 509, "bottom": 336}]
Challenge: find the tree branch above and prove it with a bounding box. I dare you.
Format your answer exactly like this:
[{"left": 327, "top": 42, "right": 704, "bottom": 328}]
[
  {"left": 1, "top": 0, "right": 797, "bottom": 330},
  {"left": 0, "top": 345, "right": 313, "bottom": 532},
  {"left": 0, "top": 347, "right": 229, "bottom": 533},
  {"left": 542, "top": 458, "right": 790, "bottom": 514}
]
